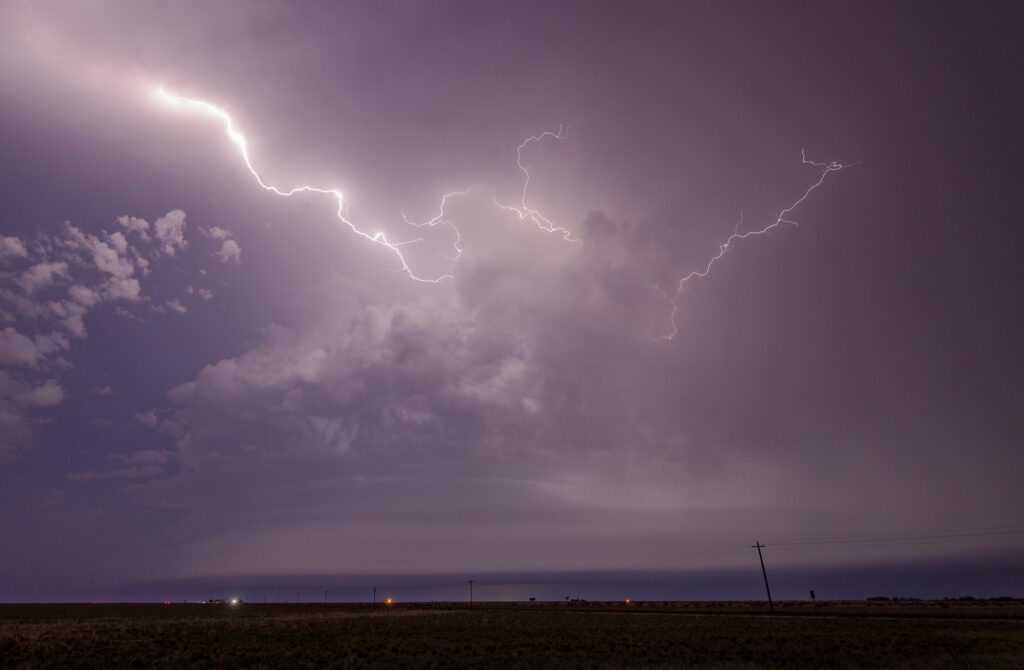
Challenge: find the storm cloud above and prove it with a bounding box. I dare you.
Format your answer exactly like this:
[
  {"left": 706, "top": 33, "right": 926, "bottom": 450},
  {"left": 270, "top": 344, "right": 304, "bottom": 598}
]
[{"left": 1, "top": 1, "right": 1021, "bottom": 600}]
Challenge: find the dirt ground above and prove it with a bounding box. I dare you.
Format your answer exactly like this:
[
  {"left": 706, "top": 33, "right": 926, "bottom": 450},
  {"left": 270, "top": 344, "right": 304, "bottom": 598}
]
[{"left": 2, "top": 600, "right": 1022, "bottom": 668}]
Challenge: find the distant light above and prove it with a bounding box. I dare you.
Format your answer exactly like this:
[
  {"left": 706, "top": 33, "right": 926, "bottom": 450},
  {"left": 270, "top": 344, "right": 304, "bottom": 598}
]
[
  {"left": 625, "top": 599, "right": 631, "bottom": 604},
  {"left": 230, "top": 598, "right": 239, "bottom": 605},
  {"left": 163, "top": 601, "right": 171, "bottom": 605},
  {"left": 385, "top": 598, "right": 393, "bottom": 605}
]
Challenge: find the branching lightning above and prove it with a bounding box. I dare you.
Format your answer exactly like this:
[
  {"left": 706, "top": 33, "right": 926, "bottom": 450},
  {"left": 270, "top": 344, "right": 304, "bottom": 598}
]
[
  {"left": 401, "top": 187, "right": 473, "bottom": 262},
  {"left": 493, "top": 124, "right": 577, "bottom": 241},
  {"left": 153, "top": 85, "right": 847, "bottom": 342},
  {"left": 154, "top": 86, "right": 456, "bottom": 283},
  {"left": 154, "top": 86, "right": 577, "bottom": 281},
  {"left": 657, "top": 151, "right": 849, "bottom": 340}
]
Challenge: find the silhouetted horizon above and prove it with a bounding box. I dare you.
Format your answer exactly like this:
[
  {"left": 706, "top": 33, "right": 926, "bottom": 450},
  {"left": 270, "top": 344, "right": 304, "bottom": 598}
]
[{"left": 7, "top": 551, "right": 1022, "bottom": 604}]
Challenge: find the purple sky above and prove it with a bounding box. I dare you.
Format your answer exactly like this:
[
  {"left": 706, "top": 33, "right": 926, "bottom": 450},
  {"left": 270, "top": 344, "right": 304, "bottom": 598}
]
[{"left": 1, "top": 1, "right": 1022, "bottom": 602}]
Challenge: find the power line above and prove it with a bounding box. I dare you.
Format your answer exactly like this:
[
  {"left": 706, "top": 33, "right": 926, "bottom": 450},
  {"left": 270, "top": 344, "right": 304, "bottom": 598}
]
[
  {"left": 769, "top": 529, "right": 1024, "bottom": 550},
  {"left": 769, "top": 523, "right": 1024, "bottom": 547}
]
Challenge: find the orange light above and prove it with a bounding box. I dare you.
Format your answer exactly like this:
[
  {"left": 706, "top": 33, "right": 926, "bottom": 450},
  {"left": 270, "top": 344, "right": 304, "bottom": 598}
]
[
  {"left": 385, "top": 598, "right": 393, "bottom": 605},
  {"left": 625, "top": 599, "right": 631, "bottom": 604}
]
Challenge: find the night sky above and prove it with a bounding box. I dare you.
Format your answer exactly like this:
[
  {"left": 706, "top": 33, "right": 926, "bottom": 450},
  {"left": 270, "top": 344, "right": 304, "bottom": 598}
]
[{"left": 1, "top": 1, "right": 1022, "bottom": 603}]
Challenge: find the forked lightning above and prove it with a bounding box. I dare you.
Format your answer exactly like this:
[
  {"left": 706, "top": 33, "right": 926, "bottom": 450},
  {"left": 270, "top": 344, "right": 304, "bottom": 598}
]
[{"left": 154, "top": 86, "right": 847, "bottom": 339}]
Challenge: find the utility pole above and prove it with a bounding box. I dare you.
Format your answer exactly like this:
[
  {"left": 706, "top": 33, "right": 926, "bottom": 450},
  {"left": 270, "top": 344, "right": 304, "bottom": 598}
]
[
  {"left": 324, "top": 590, "right": 328, "bottom": 605},
  {"left": 373, "top": 586, "right": 377, "bottom": 604},
  {"left": 467, "top": 580, "right": 474, "bottom": 610},
  {"left": 752, "top": 542, "right": 774, "bottom": 613}
]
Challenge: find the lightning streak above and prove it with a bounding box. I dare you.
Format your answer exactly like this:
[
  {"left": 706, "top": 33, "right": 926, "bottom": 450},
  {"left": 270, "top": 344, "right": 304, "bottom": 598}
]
[
  {"left": 494, "top": 124, "right": 577, "bottom": 241},
  {"left": 154, "top": 86, "right": 456, "bottom": 283},
  {"left": 401, "top": 187, "right": 473, "bottom": 262},
  {"left": 658, "top": 151, "right": 849, "bottom": 340},
  {"left": 154, "top": 85, "right": 847, "bottom": 342}
]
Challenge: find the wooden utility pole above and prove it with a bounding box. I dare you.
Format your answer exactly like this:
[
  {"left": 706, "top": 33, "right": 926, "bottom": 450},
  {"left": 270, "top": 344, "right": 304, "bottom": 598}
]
[
  {"left": 468, "top": 580, "right": 474, "bottom": 610},
  {"left": 372, "top": 586, "right": 377, "bottom": 604},
  {"left": 752, "top": 542, "right": 774, "bottom": 613}
]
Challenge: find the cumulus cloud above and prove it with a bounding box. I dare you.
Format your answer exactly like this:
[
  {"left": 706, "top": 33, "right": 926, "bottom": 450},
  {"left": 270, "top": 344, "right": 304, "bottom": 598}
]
[
  {"left": 0, "top": 236, "right": 28, "bottom": 259},
  {"left": 80, "top": 232, "right": 135, "bottom": 278},
  {"left": 0, "top": 372, "right": 65, "bottom": 459},
  {"left": 2, "top": 210, "right": 209, "bottom": 342},
  {"left": 1, "top": 208, "right": 236, "bottom": 454},
  {"left": 17, "top": 262, "right": 68, "bottom": 293},
  {"left": 116, "top": 215, "right": 150, "bottom": 240},
  {"left": 200, "top": 225, "right": 241, "bottom": 263},
  {"left": 107, "top": 231, "right": 128, "bottom": 254},
  {"left": 67, "top": 284, "right": 99, "bottom": 307},
  {"left": 144, "top": 217, "right": 683, "bottom": 488},
  {"left": 201, "top": 226, "right": 232, "bottom": 240},
  {"left": 154, "top": 209, "right": 187, "bottom": 256},
  {"left": 33, "top": 332, "right": 69, "bottom": 357},
  {"left": 154, "top": 297, "right": 515, "bottom": 481},
  {"left": 102, "top": 277, "right": 141, "bottom": 301},
  {"left": 45, "top": 299, "right": 89, "bottom": 337},
  {"left": 15, "top": 379, "right": 64, "bottom": 407},
  {"left": 134, "top": 410, "right": 158, "bottom": 428},
  {"left": 0, "top": 382, "right": 35, "bottom": 458},
  {"left": 214, "top": 239, "right": 241, "bottom": 264},
  {"left": 0, "top": 328, "right": 41, "bottom": 367},
  {"left": 0, "top": 330, "right": 65, "bottom": 369}
]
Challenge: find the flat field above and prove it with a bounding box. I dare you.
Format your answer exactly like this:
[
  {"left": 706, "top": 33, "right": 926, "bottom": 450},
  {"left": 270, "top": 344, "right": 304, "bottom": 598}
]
[{"left": 2, "top": 600, "right": 1022, "bottom": 669}]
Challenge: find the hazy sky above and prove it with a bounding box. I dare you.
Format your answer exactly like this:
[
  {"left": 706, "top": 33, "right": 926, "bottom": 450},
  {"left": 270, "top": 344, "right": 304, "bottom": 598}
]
[{"left": 1, "top": 1, "right": 1021, "bottom": 601}]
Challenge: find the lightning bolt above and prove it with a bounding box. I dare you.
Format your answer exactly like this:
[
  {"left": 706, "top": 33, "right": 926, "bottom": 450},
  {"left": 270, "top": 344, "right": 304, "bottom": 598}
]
[
  {"left": 494, "top": 124, "right": 577, "bottom": 241},
  {"left": 657, "top": 151, "right": 850, "bottom": 340},
  {"left": 401, "top": 187, "right": 473, "bottom": 263},
  {"left": 153, "top": 85, "right": 847, "bottom": 342},
  {"left": 154, "top": 85, "right": 457, "bottom": 283}
]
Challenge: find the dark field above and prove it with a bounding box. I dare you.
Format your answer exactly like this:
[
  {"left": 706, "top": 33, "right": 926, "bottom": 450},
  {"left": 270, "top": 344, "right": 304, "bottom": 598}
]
[{"left": 2, "top": 601, "right": 1023, "bottom": 669}]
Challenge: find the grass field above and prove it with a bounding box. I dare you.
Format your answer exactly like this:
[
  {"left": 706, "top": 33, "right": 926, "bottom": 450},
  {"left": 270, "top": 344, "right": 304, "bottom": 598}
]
[{"left": 2, "top": 600, "right": 1022, "bottom": 668}]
